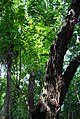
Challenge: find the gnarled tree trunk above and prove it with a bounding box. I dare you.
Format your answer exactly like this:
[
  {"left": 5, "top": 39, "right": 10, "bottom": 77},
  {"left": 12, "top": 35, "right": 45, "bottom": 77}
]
[{"left": 32, "top": 1, "right": 80, "bottom": 119}]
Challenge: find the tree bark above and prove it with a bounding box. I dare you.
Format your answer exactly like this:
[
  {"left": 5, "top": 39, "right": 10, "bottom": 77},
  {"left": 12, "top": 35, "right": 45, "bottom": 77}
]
[
  {"left": 32, "top": 1, "right": 80, "bottom": 119},
  {"left": 28, "top": 72, "right": 35, "bottom": 119},
  {"left": 0, "top": 53, "right": 12, "bottom": 119},
  {"left": 5, "top": 53, "right": 12, "bottom": 119}
]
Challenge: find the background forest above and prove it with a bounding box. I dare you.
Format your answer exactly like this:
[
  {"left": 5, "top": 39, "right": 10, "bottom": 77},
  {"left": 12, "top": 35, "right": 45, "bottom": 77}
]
[{"left": 0, "top": 0, "right": 80, "bottom": 119}]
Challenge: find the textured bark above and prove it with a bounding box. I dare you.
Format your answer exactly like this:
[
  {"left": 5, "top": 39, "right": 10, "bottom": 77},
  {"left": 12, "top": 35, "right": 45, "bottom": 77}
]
[{"left": 32, "top": 1, "right": 80, "bottom": 119}]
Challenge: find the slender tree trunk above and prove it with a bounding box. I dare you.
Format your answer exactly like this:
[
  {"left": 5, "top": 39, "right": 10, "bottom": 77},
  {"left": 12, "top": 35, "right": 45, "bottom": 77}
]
[
  {"left": 18, "top": 47, "right": 21, "bottom": 88},
  {"left": 68, "top": 112, "right": 73, "bottom": 119},
  {"left": 5, "top": 53, "right": 12, "bottom": 119},
  {"left": 0, "top": 64, "right": 1, "bottom": 77},
  {"left": 32, "top": 1, "right": 80, "bottom": 119},
  {"left": 28, "top": 72, "right": 35, "bottom": 119}
]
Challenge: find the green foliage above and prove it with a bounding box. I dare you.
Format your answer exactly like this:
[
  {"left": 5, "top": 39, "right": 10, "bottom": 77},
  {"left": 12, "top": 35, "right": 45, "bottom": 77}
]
[
  {"left": 12, "top": 91, "right": 28, "bottom": 119},
  {"left": 0, "top": 0, "right": 80, "bottom": 118}
]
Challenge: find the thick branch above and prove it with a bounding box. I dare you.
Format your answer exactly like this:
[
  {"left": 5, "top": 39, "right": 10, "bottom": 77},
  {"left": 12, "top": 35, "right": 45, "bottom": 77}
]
[
  {"left": 50, "top": 1, "right": 80, "bottom": 74},
  {"left": 60, "top": 55, "right": 80, "bottom": 105},
  {"left": 63, "top": 55, "right": 80, "bottom": 88}
]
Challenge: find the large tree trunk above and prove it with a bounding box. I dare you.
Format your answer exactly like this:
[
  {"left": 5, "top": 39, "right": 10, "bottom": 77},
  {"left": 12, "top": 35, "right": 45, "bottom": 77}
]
[{"left": 32, "top": 1, "right": 80, "bottom": 119}]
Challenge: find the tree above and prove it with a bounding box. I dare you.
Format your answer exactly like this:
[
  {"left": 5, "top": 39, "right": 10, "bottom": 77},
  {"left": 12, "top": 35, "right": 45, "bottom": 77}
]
[
  {"left": 0, "top": 0, "right": 80, "bottom": 119},
  {"left": 0, "top": 0, "right": 26, "bottom": 118},
  {"left": 32, "top": 0, "right": 80, "bottom": 119},
  {"left": 28, "top": 72, "right": 35, "bottom": 119}
]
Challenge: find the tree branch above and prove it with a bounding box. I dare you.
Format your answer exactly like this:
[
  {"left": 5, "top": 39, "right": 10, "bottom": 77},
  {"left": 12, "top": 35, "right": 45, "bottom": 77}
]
[
  {"left": 63, "top": 55, "right": 80, "bottom": 88},
  {"left": 60, "top": 55, "right": 80, "bottom": 105}
]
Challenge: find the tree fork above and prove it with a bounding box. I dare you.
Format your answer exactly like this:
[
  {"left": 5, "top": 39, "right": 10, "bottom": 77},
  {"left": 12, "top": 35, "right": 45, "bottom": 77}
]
[{"left": 32, "top": 1, "right": 80, "bottom": 119}]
